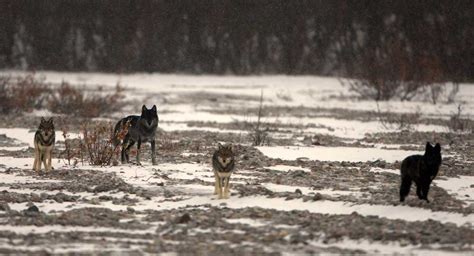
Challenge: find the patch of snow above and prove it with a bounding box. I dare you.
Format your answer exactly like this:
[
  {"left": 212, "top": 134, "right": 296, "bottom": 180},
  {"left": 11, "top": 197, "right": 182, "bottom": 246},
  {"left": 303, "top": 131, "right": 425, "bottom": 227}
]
[
  {"left": 265, "top": 164, "right": 311, "bottom": 173},
  {"left": 0, "top": 146, "right": 29, "bottom": 151},
  {"left": 159, "top": 113, "right": 446, "bottom": 139},
  {"left": 3, "top": 71, "right": 472, "bottom": 117},
  {"left": 309, "top": 238, "right": 471, "bottom": 255},
  {"left": 0, "top": 224, "right": 156, "bottom": 235},
  {"left": 0, "top": 173, "right": 60, "bottom": 184},
  {"left": 261, "top": 183, "right": 363, "bottom": 197},
  {"left": 0, "top": 128, "right": 80, "bottom": 148},
  {"left": 224, "top": 218, "right": 269, "bottom": 227},
  {"left": 369, "top": 167, "right": 400, "bottom": 175},
  {"left": 181, "top": 152, "right": 206, "bottom": 157},
  {"left": 160, "top": 122, "right": 246, "bottom": 134},
  {"left": 257, "top": 146, "right": 417, "bottom": 163},
  {"left": 132, "top": 196, "right": 473, "bottom": 226},
  {"left": 435, "top": 176, "right": 474, "bottom": 205}
]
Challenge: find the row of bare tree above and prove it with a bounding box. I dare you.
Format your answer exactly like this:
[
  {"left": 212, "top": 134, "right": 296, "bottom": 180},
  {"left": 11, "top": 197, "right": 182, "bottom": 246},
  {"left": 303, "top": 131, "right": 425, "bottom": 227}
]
[{"left": 0, "top": 1, "right": 471, "bottom": 82}]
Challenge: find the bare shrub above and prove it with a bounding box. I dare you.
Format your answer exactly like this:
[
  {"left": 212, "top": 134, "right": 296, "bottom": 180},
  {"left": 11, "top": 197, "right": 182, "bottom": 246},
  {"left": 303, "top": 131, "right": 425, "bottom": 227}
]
[
  {"left": 158, "top": 133, "right": 179, "bottom": 152},
  {"left": 447, "top": 83, "right": 460, "bottom": 104},
  {"left": 0, "top": 74, "right": 126, "bottom": 117},
  {"left": 249, "top": 90, "right": 270, "bottom": 146},
  {"left": 59, "top": 126, "right": 84, "bottom": 167},
  {"left": 81, "top": 122, "right": 125, "bottom": 166},
  {"left": 340, "top": 39, "right": 449, "bottom": 104},
  {"left": 376, "top": 102, "right": 420, "bottom": 131},
  {"left": 0, "top": 74, "right": 49, "bottom": 114},
  {"left": 48, "top": 82, "right": 124, "bottom": 118},
  {"left": 448, "top": 104, "right": 472, "bottom": 132}
]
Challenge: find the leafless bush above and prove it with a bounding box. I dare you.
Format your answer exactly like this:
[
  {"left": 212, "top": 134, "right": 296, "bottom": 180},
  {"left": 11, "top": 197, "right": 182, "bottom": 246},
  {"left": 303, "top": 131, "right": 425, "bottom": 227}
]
[
  {"left": 376, "top": 102, "right": 420, "bottom": 131},
  {"left": 0, "top": 74, "right": 126, "bottom": 117},
  {"left": 59, "top": 125, "right": 84, "bottom": 167},
  {"left": 0, "top": 74, "right": 49, "bottom": 114},
  {"left": 249, "top": 90, "right": 270, "bottom": 146},
  {"left": 340, "top": 40, "right": 450, "bottom": 104},
  {"left": 81, "top": 122, "right": 126, "bottom": 166},
  {"left": 158, "top": 133, "right": 179, "bottom": 152},
  {"left": 447, "top": 83, "right": 460, "bottom": 104},
  {"left": 448, "top": 104, "right": 472, "bottom": 132},
  {"left": 48, "top": 82, "right": 124, "bottom": 118}
]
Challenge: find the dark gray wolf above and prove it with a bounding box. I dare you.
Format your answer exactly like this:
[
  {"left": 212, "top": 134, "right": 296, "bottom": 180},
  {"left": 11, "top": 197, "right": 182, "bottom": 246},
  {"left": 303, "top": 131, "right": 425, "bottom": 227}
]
[
  {"left": 400, "top": 142, "right": 442, "bottom": 202},
  {"left": 33, "top": 117, "right": 55, "bottom": 172},
  {"left": 114, "top": 105, "right": 158, "bottom": 165},
  {"left": 212, "top": 143, "right": 235, "bottom": 199}
]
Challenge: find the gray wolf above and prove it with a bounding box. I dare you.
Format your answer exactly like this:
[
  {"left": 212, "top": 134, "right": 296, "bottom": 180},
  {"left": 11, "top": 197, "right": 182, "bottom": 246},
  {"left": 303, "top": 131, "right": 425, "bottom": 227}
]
[
  {"left": 114, "top": 105, "right": 158, "bottom": 165},
  {"left": 212, "top": 143, "right": 235, "bottom": 199},
  {"left": 400, "top": 142, "right": 442, "bottom": 202},
  {"left": 33, "top": 117, "right": 55, "bottom": 172}
]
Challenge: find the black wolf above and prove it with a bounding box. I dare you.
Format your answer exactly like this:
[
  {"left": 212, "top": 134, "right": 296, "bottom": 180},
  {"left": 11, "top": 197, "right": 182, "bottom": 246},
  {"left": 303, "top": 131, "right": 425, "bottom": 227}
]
[
  {"left": 33, "top": 117, "right": 55, "bottom": 172},
  {"left": 212, "top": 143, "right": 235, "bottom": 199},
  {"left": 114, "top": 105, "right": 158, "bottom": 165},
  {"left": 400, "top": 142, "right": 442, "bottom": 202}
]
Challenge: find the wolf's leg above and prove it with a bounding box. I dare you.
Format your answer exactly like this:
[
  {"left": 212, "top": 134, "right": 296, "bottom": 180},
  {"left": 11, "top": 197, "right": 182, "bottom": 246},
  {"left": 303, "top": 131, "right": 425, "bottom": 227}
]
[
  {"left": 33, "top": 146, "right": 39, "bottom": 172},
  {"left": 45, "top": 149, "right": 51, "bottom": 171},
  {"left": 421, "top": 181, "right": 431, "bottom": 202},
  {"left": 214, "top": 173, "right": 219, "bottom": 195},
  {"left": 151, "top": 139, "right": 157, "bottom": 165},
  {"left": 217, "top": 176, "right": 224, "bottom": 199},
  {"left": 224, "top": 177, "right": 230, "bottom": 199},
  {"left": 47, "top": 148, "right": 53, "bottom": 171},
  {"left": 136, "top": 139, "right": 142, "bottom": 165},
  {"left": 400, "top": 175, "right": 412, "bottom": 202},
  {"left": 41, "top": 151, "right": 48, "bottom": 172},
  {"left": 416, "top": 182, "right": 423, "bottom": 199}
]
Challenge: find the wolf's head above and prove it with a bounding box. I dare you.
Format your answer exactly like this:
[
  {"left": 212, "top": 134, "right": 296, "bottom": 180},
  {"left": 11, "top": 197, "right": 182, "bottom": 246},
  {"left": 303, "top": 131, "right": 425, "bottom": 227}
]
[
  {"left": 216, "top": 143, "right": 234, "bottom": 168},
  {"left": 424, "top": 142, "right": 442, "bottom": 169},
  {"left": 39, "top": 117, "right": 54, "bottom": 139},
  {"left": 141, "top": 105, "right": 158, "bottom": 127}
]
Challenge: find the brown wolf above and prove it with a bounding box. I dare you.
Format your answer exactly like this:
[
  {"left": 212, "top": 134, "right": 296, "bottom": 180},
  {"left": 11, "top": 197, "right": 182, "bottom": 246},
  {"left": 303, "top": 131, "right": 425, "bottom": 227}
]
[
  {"left": 212, "top": 143, "right": 235, "bottom": 199},
  {"left": 33, "top": 117, "right": 55, "bottom": 172}
]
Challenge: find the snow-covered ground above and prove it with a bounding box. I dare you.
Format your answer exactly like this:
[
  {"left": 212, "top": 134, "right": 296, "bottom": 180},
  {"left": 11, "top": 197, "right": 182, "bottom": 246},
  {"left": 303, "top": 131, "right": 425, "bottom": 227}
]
[{"left": 0, "top": 71, "right": 472, "bottom": 255}]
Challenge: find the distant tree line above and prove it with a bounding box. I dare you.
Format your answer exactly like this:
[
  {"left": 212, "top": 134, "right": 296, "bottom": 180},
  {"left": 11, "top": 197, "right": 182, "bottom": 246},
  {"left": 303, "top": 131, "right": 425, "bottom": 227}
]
[{"left": 0, "top": 0, "right": 472, "bottom": 81}]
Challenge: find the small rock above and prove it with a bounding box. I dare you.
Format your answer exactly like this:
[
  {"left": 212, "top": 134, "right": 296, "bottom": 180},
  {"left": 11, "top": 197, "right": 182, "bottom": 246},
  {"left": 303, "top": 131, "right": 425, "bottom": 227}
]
[
  {"left": 313, "top": 193, "right": 323, "bottom": 201},
  {"left": 163, "top": 190, "right": 174, "bottom": 198},
  {"left": 127, "top": 207, "right": 135, "bottom": 213},
  {"left": 0, "top": 203, "right": 10, "bottom": 212},
  {"left": 176, "top": 213, "right": 191, "bottom": 224},
  {"left": 294, "top": 189, "right": 302, "bottom": 195},
  {"left": 26, "top": 205, "right": 39, "bottom": 213}
]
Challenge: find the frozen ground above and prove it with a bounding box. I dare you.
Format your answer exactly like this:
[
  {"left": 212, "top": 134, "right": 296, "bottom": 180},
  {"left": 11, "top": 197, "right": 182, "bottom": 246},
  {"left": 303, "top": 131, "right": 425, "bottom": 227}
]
[{"left": 0, "top": 71, "right": 472, "bottom": 255}]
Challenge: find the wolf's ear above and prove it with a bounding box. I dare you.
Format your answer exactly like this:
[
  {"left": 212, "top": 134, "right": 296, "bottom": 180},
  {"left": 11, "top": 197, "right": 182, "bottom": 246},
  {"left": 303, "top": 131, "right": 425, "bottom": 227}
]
[
  {"left": 152, "top": 105, "right": 157, "bottom": 112},
  {"left": 48, "top": 117, "right": 54, "bottom": 123},
  {"left": 425, "top": 142, "right": 433, "bottom": 153},
  {"left": 142, "top": 105, "right": 147, "bottom": 112},
  {"left": 434, "top": 143, "right": 441, "bottom": 152},
  {"left": 41, "top": 117, "right": 46, "bottom": 123},
  {"left": 218, "top": 143, "right": 223, "bottom": 150},
  {"left": 227, "top": 143, "right": 234, "bottom": 152}
]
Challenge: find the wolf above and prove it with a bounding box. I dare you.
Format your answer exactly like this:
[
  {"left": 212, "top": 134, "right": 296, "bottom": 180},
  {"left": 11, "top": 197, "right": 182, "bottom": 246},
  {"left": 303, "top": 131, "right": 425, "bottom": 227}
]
[
  {"left": 212, "top": 143, "right": 235, "bottom": 199},
  {"left": 113, "top": 105, "right": 158, "bottom": 165},
  {"left": 399, "top": 142, "right": 442, "bottom": 202},
  {"left": 33, "top": 117, "right": 55, "bottom": 173}
]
